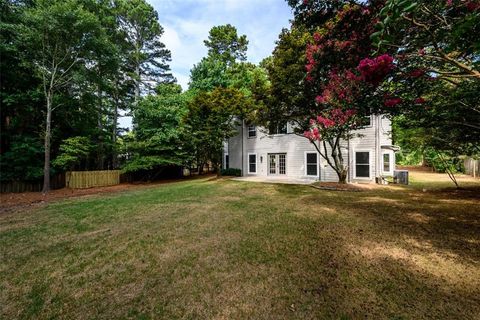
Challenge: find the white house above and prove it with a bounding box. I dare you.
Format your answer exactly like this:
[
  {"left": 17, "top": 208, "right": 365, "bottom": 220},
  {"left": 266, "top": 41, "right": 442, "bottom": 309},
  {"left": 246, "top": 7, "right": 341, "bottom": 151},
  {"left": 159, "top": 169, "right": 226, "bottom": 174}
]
[{"left": 223, "top": 115, "right": 397, "bottom": 183}]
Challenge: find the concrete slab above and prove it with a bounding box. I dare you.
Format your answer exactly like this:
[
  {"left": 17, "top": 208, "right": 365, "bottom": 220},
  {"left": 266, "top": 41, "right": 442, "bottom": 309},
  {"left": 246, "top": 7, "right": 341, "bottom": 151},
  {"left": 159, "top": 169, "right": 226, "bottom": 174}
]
[{"left": 230, "top": 176, "right": 315, "bottom": 185}]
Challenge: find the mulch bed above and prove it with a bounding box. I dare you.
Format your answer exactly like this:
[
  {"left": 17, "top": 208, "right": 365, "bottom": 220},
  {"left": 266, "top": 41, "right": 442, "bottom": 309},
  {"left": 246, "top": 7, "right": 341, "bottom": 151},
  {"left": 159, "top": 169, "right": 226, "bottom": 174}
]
[
  {"left": 0, "top": 174, "right": 215, "bottom": 214},
  {"left": 311, "top": 182, "right": 374, "bottom": 192}
]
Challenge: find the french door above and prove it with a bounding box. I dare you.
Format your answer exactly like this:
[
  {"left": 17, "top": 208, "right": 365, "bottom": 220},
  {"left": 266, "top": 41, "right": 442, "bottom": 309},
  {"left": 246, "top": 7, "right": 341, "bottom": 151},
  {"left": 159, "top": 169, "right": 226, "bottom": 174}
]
[{"left": 268, "top": 153, "right": 286, "bottom": 175}]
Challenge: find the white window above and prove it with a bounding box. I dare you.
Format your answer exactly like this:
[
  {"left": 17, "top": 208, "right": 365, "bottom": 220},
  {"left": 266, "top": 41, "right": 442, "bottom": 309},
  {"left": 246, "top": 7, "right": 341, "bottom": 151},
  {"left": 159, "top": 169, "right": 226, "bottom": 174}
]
[
  {"left": 248, "top": 125, "right": 256, "bottom": 138},
  {"left": 382, "top": 152, "right": 393, "bottom": 174},
  {"left": 248, "top": 153, "right": 257, "bottom": 174},
  {"left": 354, "top": 151, "right": 371, "bottom": 179},
  {"left": 305, "top": 152, "right": 318, "bottom": 176}
]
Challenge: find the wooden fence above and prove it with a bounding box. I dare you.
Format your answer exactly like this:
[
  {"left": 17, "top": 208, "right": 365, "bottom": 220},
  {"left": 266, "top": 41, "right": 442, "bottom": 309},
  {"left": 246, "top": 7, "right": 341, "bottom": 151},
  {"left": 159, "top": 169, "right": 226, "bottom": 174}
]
[
  {"left": 464, "top": 158, "right": 479, "bottom": 178},
  {"left": 66, "top": 170, "right": 120, "bottom": 189},
  {"left": 1, "top": 173, "right": 65, "bottom": 193}
]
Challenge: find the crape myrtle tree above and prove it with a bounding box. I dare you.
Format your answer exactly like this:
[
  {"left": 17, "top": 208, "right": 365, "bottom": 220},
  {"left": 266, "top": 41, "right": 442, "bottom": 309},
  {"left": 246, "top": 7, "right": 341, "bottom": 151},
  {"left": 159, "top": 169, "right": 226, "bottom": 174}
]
[
  {"left": 304, "top": 55, "right": 395, "bottom": 183},
  {"left": 271, "top": 0, "right": 395, "bottom": 183}
]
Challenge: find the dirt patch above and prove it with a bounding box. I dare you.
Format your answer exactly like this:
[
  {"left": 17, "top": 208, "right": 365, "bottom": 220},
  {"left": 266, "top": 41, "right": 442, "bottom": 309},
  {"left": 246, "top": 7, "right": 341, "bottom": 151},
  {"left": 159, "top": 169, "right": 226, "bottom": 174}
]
[{"left": 0, "top": 175, "right": 215, "bottom": 214}]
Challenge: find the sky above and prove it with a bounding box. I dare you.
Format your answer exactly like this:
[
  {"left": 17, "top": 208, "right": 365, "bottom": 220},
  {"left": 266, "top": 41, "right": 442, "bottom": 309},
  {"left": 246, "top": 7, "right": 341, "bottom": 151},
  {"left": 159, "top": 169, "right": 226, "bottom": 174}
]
[
  {"left": 120, "top": 0, "right": 293, "bottom": 128},
  {"left": 150, "top": 0, "right": 293, "bottom": 89}
]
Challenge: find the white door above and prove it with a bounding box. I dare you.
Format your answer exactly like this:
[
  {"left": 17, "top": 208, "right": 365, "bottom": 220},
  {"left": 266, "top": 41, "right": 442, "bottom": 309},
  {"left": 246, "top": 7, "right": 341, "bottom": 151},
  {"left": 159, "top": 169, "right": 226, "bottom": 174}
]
[{"left": 268, "top": 154, "right": 286, "bottom": 175}]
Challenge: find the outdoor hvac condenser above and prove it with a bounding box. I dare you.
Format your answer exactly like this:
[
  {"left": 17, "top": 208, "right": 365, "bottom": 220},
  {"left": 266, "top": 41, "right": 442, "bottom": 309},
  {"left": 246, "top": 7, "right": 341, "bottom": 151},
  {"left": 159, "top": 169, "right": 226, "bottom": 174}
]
[{"left": 394, "top": 170, "right": 409, "bottom": 185}]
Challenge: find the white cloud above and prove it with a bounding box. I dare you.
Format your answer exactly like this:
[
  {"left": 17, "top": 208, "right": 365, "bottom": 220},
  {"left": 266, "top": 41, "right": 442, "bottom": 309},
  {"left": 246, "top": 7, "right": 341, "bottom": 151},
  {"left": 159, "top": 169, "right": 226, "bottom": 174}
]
[{"left": 150, "top": 0, "right": 292, "bottom": 90}]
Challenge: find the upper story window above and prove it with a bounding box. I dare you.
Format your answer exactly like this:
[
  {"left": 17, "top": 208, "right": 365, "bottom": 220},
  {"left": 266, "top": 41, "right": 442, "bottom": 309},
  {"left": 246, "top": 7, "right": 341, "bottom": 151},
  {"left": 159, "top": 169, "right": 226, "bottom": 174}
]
[
  {"left": 248, "top": 125, "right": 256, "bottom": 138},
  {"left": 269, "top": 122, "right": 288, "bottom": 135},
  {"left": 361, "top": 115, "right": 372, "bottom": 127}
]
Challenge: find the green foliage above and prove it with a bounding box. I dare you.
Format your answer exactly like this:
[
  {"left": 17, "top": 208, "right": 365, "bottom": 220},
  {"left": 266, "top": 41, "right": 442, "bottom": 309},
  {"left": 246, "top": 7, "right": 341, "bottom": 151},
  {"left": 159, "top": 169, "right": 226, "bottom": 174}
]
[
  {"left": 123, "top": 83, "right": 191, "bottom": 172},
  {"left": 261, "top": 26, "right": 315, "bottom": 131},
  {"left": 1, "top": 0, "right": 173, "bottom": 185},
  {"left": 115, "top": 0, "right": 173, "bottom": 92},
  {"left": 220, "top": 168, "right": 242, "bottom": 176},
  {"left": 185, "top": 87, "right": 249, "bottom": 169},
  {"left": 0, "top": 136, "right": 44, "bottom": 181},
  {"left": 204, "top": 24, "right": 248, "bottom": 65},
  {"left": 189, "top": 58, "right": 231, "bottom": 91},
  {"left": 186, "top": 24, "right": 268, "bottom": 170},
  {"left": 52, "top": 137, "right": 93, "bottom": 171}
]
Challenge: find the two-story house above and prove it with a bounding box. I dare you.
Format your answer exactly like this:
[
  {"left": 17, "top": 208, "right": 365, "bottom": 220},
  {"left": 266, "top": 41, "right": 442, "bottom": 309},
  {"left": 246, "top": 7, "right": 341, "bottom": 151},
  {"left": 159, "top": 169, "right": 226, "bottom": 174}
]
[{"left": 223, "top": 115, "right": 397, "bottom": 183}]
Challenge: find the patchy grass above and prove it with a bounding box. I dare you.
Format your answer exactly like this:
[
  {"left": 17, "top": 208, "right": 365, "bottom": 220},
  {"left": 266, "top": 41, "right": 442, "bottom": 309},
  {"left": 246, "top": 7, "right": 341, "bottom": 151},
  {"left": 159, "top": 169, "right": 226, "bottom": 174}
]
[{"left": 1, "top": 172, "right": 479, "bottom": 319}]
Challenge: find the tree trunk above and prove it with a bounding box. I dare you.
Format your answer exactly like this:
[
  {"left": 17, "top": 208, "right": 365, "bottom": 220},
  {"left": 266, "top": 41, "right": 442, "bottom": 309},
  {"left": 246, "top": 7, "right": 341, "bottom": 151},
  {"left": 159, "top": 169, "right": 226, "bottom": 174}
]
[
  {"left": 112, "top": 92, "right": 119, "bottom": 169},
  {"left": 336, "top": 169, "right": 348, "bottom": 184},
  {"left": 329, "top": 139, "right": 348, "bottom": 184},
  {"left": 134, "top": 61, "right": 140, "bottom": 106},
  {"left": 42, "top": 93, "right": 53, "bottom": 193},
  {"left": 97, "top": 85, "right": 104, "bottom": 170}
]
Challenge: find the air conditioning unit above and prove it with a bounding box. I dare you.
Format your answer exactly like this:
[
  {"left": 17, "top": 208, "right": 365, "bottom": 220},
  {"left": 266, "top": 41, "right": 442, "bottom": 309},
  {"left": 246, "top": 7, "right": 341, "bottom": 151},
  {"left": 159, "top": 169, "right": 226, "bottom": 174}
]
[{"left": 394, "top": 170, "right": 409, "bottom": 185}]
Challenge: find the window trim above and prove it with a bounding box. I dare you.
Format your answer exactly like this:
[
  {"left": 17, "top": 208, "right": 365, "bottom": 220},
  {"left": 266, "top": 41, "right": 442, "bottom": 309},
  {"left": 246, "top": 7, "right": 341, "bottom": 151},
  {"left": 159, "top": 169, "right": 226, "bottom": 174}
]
[
  {"left": 304, "top": 151, "right": 319, "bottom": 177},
  {"left": 382, "top": 151, "right": 393, "bottom": 175},
  {"left": 353, "top": 149, "right": 372, "bottom": 179},
  {"left": 247, "top": 153, "right": 257, "bottom": 174},
  {"left": 247, "top": 125, "right": 256, "bottom": 138}
]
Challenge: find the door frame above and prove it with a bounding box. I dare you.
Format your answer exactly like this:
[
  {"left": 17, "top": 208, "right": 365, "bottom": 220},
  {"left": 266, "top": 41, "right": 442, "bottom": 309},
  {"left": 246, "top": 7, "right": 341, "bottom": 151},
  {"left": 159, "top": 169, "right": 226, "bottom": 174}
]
[{"left": 268, "top": 153, "right": 287, "bottom": 175}]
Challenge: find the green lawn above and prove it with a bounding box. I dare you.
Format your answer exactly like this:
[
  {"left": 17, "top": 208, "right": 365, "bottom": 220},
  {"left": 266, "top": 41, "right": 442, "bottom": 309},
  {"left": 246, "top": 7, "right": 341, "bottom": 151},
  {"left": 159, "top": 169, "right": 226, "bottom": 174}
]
[{"left": 1, "top": 172, "right": 479, "bottom": 319}]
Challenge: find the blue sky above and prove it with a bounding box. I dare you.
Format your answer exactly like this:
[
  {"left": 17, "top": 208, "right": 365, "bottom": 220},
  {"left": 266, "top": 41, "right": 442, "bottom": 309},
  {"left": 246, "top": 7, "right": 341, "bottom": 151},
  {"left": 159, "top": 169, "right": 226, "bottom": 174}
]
[{"left": 149, "top": 0, "right": 293, "bottom": 89}]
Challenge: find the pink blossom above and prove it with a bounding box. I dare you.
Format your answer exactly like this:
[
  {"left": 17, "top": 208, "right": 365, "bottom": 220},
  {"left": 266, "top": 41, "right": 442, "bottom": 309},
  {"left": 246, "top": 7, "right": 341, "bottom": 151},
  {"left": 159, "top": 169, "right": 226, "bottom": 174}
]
[
  {"left": 357, "top": 54, "right": 394, "bottom": 86},
  {"left": 414, "top": 97, "right": 426, "bottom": 104},
  {"left": 409, "top": 69, "right": 425, "bottom": 78},
  {"left": 384, "top": 97, "right": 402, "bottom": 107}
]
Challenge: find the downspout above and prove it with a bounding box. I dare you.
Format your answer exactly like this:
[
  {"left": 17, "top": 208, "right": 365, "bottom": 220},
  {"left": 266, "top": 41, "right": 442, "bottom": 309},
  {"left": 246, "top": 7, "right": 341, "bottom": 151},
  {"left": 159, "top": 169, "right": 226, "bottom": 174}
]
[
  {"left": 242, "top": 119, "right": 244, "bottom": 176},
  {"left": 347, "top": 137, "right": 351, "bottom": 183},
  {"left": 375, "top": 115, "right": 381, "bottom": 183}
]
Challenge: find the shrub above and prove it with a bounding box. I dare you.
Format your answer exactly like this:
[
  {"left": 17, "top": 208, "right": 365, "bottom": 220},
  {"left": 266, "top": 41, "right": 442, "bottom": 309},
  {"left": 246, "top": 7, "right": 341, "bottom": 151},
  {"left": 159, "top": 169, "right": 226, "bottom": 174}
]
[{"left": 220, "top": 168, "right": 242, "bottom": 176}]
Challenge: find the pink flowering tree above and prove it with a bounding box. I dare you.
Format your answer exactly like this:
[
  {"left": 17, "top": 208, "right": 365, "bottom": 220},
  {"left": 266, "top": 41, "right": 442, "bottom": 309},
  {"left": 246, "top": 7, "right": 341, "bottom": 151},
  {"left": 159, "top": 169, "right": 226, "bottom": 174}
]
[
  {"left": 305, "top": 53, "right": 395, "bottom": 183},
  {"left": 304, "top": 108, "right": 358, "bottom": 183}
]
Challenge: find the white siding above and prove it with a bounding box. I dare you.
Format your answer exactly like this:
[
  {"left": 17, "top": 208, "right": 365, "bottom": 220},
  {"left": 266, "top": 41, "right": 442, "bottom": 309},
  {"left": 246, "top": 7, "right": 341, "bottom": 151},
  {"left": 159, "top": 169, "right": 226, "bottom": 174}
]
[{"left": 226, "top": 115, "right": 394, "bottom": 183}]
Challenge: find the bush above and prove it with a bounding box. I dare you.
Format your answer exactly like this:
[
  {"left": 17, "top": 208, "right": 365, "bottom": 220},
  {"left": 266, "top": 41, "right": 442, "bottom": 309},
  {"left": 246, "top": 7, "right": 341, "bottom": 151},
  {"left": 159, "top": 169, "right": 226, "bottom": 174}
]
[{"left": 220, "top": 168, "right": 242, "bottom": 176}]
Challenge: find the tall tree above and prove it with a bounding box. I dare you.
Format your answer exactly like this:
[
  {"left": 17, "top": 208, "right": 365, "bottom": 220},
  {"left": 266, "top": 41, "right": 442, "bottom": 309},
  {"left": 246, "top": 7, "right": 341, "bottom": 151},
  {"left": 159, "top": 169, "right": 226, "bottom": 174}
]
[
  {"left": 115, "top": 0, "right": 173, "bottom": 104},
  {"left": 1, "top": 0, "right": 44, "bottom": 182},
  {"left": 203, "top": 24, "right": 248, "bottom": 65},
  {"left": 21, "top": 0, "right": 100, "bottom": 192}
]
